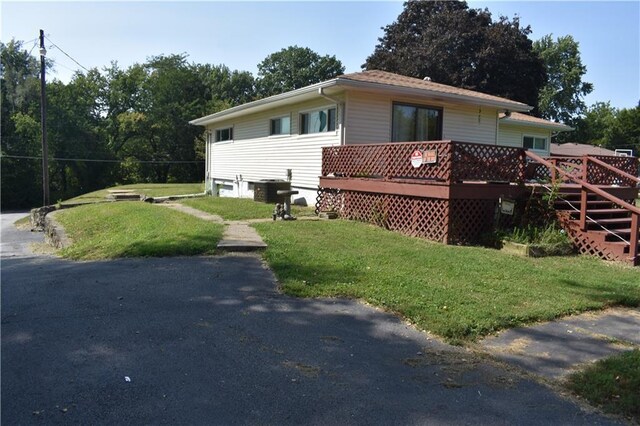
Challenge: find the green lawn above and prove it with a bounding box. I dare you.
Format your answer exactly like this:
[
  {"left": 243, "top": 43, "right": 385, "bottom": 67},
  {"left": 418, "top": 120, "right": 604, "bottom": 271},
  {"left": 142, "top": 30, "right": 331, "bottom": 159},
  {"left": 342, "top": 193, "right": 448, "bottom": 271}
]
[
  {"left": 566, "top": 350, "right": 640, "bottom": 422},
  {"left": 253, "top": 220, "right": 640, "bottom": 343},
  {"left": 63, "top": 183, "right": 204, "bottom": 205},
  {"left": 51, "top": 195, "right": 639, "bottom": 344},
  {"left": 55, "top": 202, "right": 222, "bottom": 260},
  {"left": 181, "top": 196, "right": 315, "bottom": 221}
]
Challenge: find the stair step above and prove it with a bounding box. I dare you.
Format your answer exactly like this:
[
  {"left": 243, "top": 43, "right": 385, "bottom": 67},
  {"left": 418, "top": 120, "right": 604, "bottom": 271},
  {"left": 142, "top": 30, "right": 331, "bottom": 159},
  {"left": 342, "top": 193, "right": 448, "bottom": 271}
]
[
  {"left": 588, "top": 217, "right": 633, "bottom": 227},
  {"left": 605, "top": 241, "right": 640, "bottom": 255},
  {"left": 570, "top": 211, "right": 630, "bottom": 220},
  {"left": 555, "top": 200, "right": 614, "bottom": 210}
]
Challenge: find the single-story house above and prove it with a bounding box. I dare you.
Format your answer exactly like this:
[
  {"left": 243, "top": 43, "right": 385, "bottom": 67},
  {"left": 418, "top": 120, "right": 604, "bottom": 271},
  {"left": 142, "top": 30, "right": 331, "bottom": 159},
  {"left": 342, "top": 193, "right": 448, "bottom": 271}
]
[
  {"left": 550, "top": 142, "right": 618, "bottom": 157},
  {"left": 190, "top": 70, "right": 572, "bottom": 204}
]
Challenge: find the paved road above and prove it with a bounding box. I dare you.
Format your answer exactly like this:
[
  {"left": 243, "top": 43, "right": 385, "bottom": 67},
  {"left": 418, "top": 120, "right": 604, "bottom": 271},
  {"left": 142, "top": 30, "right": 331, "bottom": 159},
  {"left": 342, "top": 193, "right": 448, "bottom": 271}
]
[
  {"left": 1, "top": 214, "right": 621, "bottom": 425},
  {"left": 1, "top": 212, "right": 45, "bottom": 258}
]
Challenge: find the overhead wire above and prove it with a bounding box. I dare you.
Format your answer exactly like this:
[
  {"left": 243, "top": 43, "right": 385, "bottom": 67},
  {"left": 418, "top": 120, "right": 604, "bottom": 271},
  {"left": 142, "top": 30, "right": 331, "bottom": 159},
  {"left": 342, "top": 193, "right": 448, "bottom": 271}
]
[{"left": 44, "top": 35, "right": 90, "bottom": 72}]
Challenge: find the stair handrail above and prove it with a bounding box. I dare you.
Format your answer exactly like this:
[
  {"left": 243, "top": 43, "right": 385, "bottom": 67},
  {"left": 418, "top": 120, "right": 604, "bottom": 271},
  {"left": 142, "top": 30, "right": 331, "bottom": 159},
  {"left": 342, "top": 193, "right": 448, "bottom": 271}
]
[
  {"left": 526, "top": 150, "right": 639, "bottom": 261},
  {"left": 586, "top": 155, "right": 640, "bottom": 185},
  {"left": 526, "top": 151, "right": 640, "bottom": 215}
]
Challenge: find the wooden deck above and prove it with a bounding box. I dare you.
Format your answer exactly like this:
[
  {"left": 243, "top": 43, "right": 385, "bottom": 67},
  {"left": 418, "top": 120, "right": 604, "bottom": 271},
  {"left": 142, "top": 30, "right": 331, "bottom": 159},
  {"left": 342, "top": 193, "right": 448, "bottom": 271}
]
[{"left": 317, "top": 141, "right": 639, "bottom": 263}]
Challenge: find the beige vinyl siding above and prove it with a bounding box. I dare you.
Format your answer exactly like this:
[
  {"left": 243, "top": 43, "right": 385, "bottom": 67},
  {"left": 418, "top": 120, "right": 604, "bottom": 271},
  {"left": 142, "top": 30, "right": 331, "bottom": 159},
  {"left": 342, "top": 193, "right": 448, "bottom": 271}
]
[
  {"left": 345, "top": 91, "right": 498, "bottom": 145},
  {"left": 498, "top": 123, "right": 551, "bottom": 155},
  {"left": 442, "top": 104, "right": 497, "bottom": 145},
  {"left": 345, "top": 92, "right": 391, "bottom": 143},
  {"left": 207, "top": 98, "right": 341, "bottom": 190}
]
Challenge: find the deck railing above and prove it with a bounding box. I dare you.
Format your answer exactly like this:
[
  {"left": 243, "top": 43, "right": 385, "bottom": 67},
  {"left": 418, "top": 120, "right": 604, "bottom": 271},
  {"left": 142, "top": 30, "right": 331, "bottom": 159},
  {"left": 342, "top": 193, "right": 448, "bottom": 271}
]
[
  {"left": 526, "top": 155, "right": 639, "bottom": 186},
  {"left": 321, "top": 140, "right": 525, "bottom": 184}
]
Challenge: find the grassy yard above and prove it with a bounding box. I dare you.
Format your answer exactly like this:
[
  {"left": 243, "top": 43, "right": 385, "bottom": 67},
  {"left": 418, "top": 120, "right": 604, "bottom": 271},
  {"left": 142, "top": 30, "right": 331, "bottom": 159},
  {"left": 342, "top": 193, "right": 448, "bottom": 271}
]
[
  {"left": 253, "top": 220, "right": 640, "bottom": 343},
  {"left": 566, "top": 350, "right": 639, "bottom": 422},
  {"left": 55, "top": 202, "right": 222, "bottom": 260},
  {"left": 63, "top": 183, "right": 204, "bottom": 205},
  {"left": 181, "top": 196, "right": 315, "bottom": 220}
]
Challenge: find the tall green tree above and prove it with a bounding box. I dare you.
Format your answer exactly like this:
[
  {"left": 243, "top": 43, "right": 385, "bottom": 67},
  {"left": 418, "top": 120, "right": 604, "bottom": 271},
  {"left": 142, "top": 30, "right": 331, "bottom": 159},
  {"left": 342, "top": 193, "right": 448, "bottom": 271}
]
[
  {"left": 363, "top": 0, "right": 546, "bottom": 107},
  {"left": 46, "top": 70, "right": 114, "bottom": 199},
  {"left": 533, "top": 35, "right": 593, "bottom": 124},
  {"left": 198, "top": 64, "right": 255, "bottom": 108},
  {"left": 256, "top": 46, "right": 344, "bottom": 98},
  {"left": 1, "top": 40, "right": 44, "bottom": 208}
]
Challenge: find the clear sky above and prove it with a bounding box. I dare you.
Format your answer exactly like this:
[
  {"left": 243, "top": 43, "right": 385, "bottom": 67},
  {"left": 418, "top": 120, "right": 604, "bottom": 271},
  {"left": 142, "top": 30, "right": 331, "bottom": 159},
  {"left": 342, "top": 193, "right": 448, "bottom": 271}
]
[{"left": 2, "top": 1, "right": 639, "bottom": 109}]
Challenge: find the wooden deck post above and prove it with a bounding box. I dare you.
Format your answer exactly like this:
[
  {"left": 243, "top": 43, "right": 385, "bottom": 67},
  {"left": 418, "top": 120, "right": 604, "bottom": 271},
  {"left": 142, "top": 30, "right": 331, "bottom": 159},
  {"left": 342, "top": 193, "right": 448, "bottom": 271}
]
[
  {"left": 630, "top": 213, "right": 639, "bottom": 261},
  {"left": 579, "top": 156, "right": 589, "bottom": 231}
]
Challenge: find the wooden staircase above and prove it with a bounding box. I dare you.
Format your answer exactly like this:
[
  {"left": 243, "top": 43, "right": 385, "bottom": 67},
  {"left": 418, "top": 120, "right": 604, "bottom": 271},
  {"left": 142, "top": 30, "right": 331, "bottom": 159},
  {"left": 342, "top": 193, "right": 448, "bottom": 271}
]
[
  {"left": 552, "top": 186, "right": 639, "bottom": 265},
  {"left": 526, "top": 152, "right": 640, "bottom": 266}
]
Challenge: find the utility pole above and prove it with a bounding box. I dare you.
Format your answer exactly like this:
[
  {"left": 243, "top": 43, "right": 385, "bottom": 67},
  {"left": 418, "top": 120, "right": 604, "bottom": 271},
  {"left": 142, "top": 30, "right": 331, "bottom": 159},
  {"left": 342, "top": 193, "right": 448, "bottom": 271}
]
[{"left": 39, "top": 29, "right": 49, "bottom": 206}]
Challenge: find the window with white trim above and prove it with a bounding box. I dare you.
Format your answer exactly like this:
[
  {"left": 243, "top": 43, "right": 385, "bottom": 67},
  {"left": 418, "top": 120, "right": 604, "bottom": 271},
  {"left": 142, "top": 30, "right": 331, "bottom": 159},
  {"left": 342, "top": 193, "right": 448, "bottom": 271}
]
[
  {"left": 215, "top": 127, "right": 233, "bottom": 142},
  {"left": 300, "top": 108, "right": 336, "bottom": 134},
  {"left": 523, "top": 135, "right": 547, "bottom": 150},
  {"left": 270, "top": 116, "right": 291, "bottom": 135}
]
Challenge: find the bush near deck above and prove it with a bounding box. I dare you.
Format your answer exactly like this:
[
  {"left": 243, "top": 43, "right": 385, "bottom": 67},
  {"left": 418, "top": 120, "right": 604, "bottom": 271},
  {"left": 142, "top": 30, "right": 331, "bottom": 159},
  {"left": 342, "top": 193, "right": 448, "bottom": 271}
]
[
  {"left": 55, "top": 202, "right": 223, "bottom": 260},
  {"left": 254, "top": 220, "right": 640, "bottom": 343}
]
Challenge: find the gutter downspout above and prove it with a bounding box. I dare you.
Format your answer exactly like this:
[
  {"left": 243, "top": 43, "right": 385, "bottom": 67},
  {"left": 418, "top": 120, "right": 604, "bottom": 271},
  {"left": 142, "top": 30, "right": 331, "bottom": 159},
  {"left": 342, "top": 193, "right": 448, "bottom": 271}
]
[{"left": 318, "top": 87, "right": 346, "bottom": 146}]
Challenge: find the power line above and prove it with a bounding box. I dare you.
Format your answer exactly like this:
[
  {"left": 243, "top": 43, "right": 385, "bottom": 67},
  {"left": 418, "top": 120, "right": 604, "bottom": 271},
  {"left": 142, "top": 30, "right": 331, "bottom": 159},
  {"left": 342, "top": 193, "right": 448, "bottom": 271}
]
[
  {"left": 1, "top": 154, "right": 204, "bottom": 164},
  {"left": 49, "top": 58, "right": 80, "bottom": 74},
  {"left": 27, "top": 39, "right": 38, "bottom": 56},
  {"left": 44, "top": 35, "right": 89, "bottom": 72}
]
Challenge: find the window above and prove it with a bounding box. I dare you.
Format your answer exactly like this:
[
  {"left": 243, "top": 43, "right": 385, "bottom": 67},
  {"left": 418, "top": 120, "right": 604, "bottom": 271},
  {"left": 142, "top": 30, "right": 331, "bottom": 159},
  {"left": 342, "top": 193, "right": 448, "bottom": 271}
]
[
  {"left": 215, "top": 127, "right": 233, "bottom": 142},
  {"left": 300, "top": 108, "right": 336, "bottom": 134},
  {"left": 392, "top": 103, "right": 442, "bottom": 142},
  {"left": 523, "top": 136, "right": 547, "bottom": 151},
  {"left": 270, "top": 116, "right": 291, "bottom": 135}
]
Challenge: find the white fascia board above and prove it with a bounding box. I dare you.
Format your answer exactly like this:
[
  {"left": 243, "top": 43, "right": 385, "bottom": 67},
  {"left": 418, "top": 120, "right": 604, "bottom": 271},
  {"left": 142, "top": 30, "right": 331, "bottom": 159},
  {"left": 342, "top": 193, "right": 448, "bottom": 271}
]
[
  {"left": 500, "top": 117, "right": 573, "bottom": 132},
  {"left": 190, "top": 79, "right": 340, "bottom": 126},
  {"left": 334, "top": 79, "right": 533, "bottom": 112}
]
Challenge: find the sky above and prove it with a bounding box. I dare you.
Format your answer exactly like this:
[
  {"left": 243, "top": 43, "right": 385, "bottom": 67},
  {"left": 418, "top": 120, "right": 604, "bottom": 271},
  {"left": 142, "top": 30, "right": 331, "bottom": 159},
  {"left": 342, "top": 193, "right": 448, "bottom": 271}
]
[{"left": 2, "top": 1, "right": 639, "bottom": 109}]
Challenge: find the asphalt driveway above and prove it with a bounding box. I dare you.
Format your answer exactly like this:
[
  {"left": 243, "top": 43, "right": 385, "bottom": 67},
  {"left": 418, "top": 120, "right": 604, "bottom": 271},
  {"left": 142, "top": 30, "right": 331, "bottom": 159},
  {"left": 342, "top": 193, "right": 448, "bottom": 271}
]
[{"left": 1, "top": 213, "right": 621, "bottom": 425}]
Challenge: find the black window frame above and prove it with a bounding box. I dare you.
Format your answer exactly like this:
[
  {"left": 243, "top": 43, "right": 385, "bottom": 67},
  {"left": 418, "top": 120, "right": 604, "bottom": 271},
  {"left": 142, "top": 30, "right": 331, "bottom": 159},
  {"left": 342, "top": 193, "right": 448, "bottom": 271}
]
[
  {"left": 215, "top": 127, "right": 233, "bottom": 142},
  {"left": 391, "top": 102, "right": 443, "bottom": 142},
  {"left": 270, "top": 116, "right": 291, "bottom": 136}
]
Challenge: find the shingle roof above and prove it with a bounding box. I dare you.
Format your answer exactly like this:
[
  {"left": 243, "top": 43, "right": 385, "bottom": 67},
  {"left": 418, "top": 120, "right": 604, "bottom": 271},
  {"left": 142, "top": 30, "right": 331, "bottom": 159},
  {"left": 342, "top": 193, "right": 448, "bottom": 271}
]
[
  {"left": 338, "top": 70, "right": 531, "bottom": 111},
  {"left": 550, "top": 143, "right": 617, "bottom": 157},
  {"left": 192, "top": 70, "right": 535, "bottom": 126},
  {"left": 499, "top": 111, "right": 573, "bottom": 131}
]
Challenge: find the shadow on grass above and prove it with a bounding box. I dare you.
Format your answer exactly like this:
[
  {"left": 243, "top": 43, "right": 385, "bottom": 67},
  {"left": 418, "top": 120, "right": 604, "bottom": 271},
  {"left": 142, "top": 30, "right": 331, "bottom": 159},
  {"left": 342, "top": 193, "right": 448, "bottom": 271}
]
[{"left": 557, "top": 278, "right": 640, "bottom": 307}]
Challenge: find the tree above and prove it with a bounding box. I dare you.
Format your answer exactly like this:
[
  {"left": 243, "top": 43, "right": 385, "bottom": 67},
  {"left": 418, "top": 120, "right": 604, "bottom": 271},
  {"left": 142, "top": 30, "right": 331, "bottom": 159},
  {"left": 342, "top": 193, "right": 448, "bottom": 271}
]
[
  {"left": 570, "top": 102, "right": 617, "bottom": 146},
  {"left": 533, "top": 35, "right": 593, "bottom": 124},
  {"left": 363, "top": 1, "right": 546, "bottom": 107},
  {"left": 198, "top": 64, "right": 255, "bottom": 108},
  {"left": 1, "top": 40, "right": 44, "bottom": 208},
  {"left": 608, "top": 105, "right": 640, "bottom": 154},
  {"left": 569, "top": 102, "right": 640, "bottom": 154},
  {"left": 256, "top": 46, "right": 344, "bottom": 98}
]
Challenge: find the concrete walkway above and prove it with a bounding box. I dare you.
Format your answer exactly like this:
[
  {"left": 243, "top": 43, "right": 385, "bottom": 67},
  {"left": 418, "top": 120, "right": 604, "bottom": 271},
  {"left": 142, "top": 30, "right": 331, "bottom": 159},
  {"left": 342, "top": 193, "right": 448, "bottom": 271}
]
[
  {"left": 479, "top": 307, "right": 640, "bottom": 379},
  {"left": 159, "top": 203, "right": 267, "bottom": 251}
]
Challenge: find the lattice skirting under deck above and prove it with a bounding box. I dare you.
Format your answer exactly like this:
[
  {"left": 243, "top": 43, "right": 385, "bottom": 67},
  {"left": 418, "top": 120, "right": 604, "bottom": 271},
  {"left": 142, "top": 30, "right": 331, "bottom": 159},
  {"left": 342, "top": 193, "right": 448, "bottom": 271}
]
[{"left": 316, "top": 187, "right": 498, "bottom": 244}]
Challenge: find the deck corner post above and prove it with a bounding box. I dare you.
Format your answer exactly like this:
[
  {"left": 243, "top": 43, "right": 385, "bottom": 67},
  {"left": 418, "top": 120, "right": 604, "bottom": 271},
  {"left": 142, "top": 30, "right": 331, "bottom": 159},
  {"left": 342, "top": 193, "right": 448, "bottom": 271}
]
[{"left": 630, "top": 213, "right": 639, "bottom": 261}]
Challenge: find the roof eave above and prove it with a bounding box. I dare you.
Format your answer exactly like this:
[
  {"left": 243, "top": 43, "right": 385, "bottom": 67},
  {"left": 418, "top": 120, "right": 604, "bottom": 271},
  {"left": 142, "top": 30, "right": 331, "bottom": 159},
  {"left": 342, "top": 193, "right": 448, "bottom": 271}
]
[
  {"left": 189, "top": 79, "right": 340, "bottom": 126},
  {"left": 500, "top": 117, "right": 573, "bottom": 132},
  {"left": 335, "top": 78, "right": 532, "bottom": 112}
]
